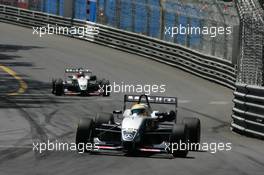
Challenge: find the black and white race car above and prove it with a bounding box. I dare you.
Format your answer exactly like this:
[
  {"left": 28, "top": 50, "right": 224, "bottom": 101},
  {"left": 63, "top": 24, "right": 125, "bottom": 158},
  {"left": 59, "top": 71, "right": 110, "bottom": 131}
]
[
  {"left": 52, "top": 68, "right": 110, "bottom": 96},
  {"left": 76, "top": 94, "right": 201, "bottom": 157}
]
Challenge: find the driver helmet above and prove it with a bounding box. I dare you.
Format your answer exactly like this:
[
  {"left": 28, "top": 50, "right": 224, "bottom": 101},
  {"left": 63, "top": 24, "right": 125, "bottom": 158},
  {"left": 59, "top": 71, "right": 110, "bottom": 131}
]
[
  {"left": 77, "top": 71, "right": 85, "bottom": 78},
  {"left": 131, "top": 103, "right": 148, "bottom": 116}
]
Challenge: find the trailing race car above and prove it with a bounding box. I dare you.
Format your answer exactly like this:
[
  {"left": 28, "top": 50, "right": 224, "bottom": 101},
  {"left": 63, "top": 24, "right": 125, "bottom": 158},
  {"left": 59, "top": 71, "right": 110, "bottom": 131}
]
[
  {"left": 76, "top": 94, "right": 201, "bottom": 157},
  {"left": 52, "top": 68, "right": 110, "bottom": 96}
]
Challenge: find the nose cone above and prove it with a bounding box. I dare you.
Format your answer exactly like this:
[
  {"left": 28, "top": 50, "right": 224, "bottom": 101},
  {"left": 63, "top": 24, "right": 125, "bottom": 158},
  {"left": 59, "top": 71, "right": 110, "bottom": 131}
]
[
  {"left": 78, "top": 77, "right": 88, "bottom": 90},
  {"left": 122, "top": 116, "right": 143, "bottom": 130},
  {"left": 121, "top": 115, "right": 145, "bottom": 142}
]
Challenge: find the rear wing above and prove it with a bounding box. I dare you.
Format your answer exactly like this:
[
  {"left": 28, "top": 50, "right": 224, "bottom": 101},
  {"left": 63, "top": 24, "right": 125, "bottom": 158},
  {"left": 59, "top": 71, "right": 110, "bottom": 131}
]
[
  {"left": 65, "top": 68, "right": 91, "bottom": 73},
  {"left": 123, "top": 94, "right": 177, "bottom": 111}
]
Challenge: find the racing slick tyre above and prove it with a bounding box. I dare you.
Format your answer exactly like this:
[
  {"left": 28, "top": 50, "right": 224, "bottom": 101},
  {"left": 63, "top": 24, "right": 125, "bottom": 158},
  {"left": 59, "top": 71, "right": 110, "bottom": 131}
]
[
  {"left": 182, "top": 117, "right": 201, "bottom": 150},
  {"left": 94, "top": 112, "right": 114, "bottom": 126},
  {"left": 51, "top": 78, "right": 56, "bottom": 94},
  {"left": 76, "top": 118, "right": 95, "bottom": 153},
  {"left": 54, "top": 79, "right": 64, "bottom": 96},
  {"left": 169, "top": 124, "right": 189, "bottom": 158}
]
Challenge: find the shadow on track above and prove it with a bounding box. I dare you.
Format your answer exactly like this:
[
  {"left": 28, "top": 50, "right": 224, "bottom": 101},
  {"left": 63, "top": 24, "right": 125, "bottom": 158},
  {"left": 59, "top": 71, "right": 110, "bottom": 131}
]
[
  {"left": 84, "top": 151, "right": 196, "bottom": 160},
  {"left": 0, "top": 44, "right": 77, "bottom": 108},
  {"left": 0, "top": 44, "right": 42, "bottom": 67}
]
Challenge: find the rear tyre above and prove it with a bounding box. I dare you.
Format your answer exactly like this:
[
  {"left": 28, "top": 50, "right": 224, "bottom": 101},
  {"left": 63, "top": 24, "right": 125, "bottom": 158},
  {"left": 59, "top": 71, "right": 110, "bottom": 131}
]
[
  {"left": 169, "top": 124, "right": 189, "bottom": 158},
  {"left": 182, "top": 117, "right": 201, "bottom": 150},
  {"left": 54, "top": 79, "right": 64, "bottom": 96},
  {"left": 76, "top": 118, "right": 94, "bottom": 153}
]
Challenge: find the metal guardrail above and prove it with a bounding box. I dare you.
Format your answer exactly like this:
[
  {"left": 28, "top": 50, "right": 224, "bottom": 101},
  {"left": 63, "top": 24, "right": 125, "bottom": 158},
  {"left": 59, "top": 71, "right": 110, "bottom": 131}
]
[
  {"left": 232, "top": 0, "right": 264, "bottom": 139},
  {"left": 232, "top": 84, "right": 264, "bottom": 138},
  {"left": 0, "top": 5, "right": 236, "bottom": 89}
]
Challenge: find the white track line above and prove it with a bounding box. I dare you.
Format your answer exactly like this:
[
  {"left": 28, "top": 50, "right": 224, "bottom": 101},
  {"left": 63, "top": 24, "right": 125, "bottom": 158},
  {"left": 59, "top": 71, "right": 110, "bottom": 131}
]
[{"left": 209, "top": 101, "right": 230, "bottom": 105}]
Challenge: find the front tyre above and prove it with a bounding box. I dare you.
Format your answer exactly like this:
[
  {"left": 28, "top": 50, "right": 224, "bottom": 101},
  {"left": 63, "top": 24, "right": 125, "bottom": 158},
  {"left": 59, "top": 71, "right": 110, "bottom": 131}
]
[
  {"left": 54, "top": 79, "right": 64, "bottom": 96},
  {"left": 76, "top": 118, "right": 95, "bottom": 153},
  {"left": 182, "top": 117, "right": 201, "bottom": 150},
  {"left": 169, "top": 124, "right": 189, "bottom": 158},
  {"left": 51, "top": 78, "right": 56, "bottom": 94}
]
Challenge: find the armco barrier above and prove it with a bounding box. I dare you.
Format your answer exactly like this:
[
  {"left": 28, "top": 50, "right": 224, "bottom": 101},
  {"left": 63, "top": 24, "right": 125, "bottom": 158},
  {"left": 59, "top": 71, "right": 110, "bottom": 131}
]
[
  {"left": 232, "top": 84, "right": 264, "bottom": 138},
  {"left": 0, "top": 5, "right": 236, "bottom": 89}
]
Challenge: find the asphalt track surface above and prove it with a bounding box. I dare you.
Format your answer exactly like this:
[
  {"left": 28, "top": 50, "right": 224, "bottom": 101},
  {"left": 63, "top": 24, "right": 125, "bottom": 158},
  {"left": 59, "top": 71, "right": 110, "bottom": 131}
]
[{"left": 0, "top": 22, "right": 263, "bottom": 175}]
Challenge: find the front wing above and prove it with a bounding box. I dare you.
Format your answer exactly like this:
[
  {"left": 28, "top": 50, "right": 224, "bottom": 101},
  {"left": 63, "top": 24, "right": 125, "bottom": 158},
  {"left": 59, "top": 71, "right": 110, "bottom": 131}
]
[{"left": 92, "top": 123, "right": 172, "bottom": 154}]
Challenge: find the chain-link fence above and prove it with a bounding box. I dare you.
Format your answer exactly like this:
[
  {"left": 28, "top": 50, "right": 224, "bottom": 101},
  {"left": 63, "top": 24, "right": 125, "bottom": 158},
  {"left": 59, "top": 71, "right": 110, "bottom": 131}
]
[
  {"left": 28, "top": 0, "right": 42, "bottom": 11},
  {"left": 236, "top": 0, "right": 264, "bottom": 86},
  {"left": 96, "top": 0, "right": 239, "bottom": 63}
]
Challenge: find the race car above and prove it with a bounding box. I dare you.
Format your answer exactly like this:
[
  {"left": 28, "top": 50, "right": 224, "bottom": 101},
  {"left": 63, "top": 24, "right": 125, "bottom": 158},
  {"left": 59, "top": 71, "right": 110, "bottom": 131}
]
[
  {"left": 75, "top": 94, "right": 201, "bottom": 157},
  {"left": 52, "top": 68, "right": 110, "bottom": 96}
]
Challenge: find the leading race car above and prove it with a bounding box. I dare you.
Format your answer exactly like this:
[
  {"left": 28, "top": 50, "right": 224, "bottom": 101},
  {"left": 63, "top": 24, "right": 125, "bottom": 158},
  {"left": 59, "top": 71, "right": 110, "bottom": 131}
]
[
  {"left": 52, "top": 68, "right": 110, "bottom": 96},
  {"left": 75, "top": 94, "right": 201, "bottom": 157}
]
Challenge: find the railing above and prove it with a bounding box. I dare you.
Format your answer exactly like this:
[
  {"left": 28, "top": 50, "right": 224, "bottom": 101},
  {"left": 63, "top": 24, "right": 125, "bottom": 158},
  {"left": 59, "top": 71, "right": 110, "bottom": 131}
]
[
  {"left": 0, "top": 4, "right": 236, "bottom": 89},
  {"left": 232, "top": 84, "right": 264, "bottom": 138},
  {"left": 233, "top": 0, "right": 264, "bottom": 138}
]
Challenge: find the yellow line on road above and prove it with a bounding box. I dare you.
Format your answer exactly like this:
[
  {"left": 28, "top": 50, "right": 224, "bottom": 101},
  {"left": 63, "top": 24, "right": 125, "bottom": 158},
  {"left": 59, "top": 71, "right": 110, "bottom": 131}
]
[{"left": 0, "top": 64, "right": 28, "bottom": 96}]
